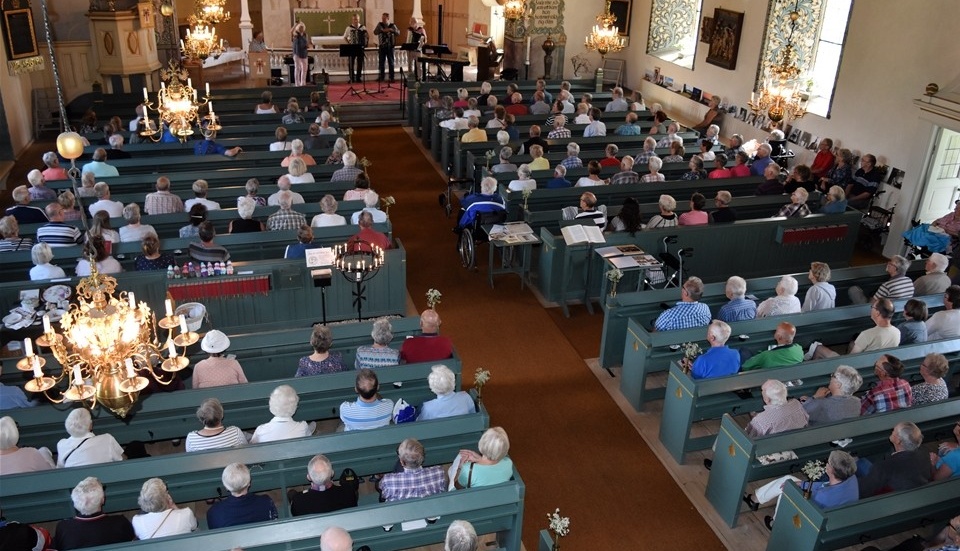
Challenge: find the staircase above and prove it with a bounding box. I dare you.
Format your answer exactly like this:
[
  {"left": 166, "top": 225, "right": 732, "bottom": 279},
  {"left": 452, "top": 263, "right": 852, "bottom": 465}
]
[{"left": 334, "top": 101, "right": 406, "bottom": 127}]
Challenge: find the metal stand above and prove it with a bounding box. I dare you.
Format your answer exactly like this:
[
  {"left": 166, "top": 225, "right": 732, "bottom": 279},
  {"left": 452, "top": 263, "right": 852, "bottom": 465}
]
[{"left": 338, "top": 44, "right": 364, "bottom": 98}]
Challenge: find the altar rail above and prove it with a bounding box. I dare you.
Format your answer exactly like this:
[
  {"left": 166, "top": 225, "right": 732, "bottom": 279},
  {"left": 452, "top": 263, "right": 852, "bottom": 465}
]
[{"left": 266, "top": 48, "right": 411, "bottom": 80}]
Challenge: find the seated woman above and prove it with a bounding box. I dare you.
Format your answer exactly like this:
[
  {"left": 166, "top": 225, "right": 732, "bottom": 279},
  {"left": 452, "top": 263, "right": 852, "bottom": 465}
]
[
  {"left": 119, "top": 203, "right": 157, "bottom": 243},
  {"left": 56, "top": 408, "right": 124, "bottom": 468},
  {"left": 897, "top": 299, "right": 928, "bottom": 345},
  {"left": 817, "top": 147, "right": 854, "bottom": 193},
  {"left": 775, "top": 188, "right": 811, "bottom": 218},
  {"left": 284, "top": 225, "right": 317, "bottom": 259},
  {"left": 343, "top": 172, "right": 371, "bottom": 202},
  {"left": 281, "top": 139, "right": 317, "bottom": 168},
  {"left": 418, "top": 364, "right": 476, "bottom": 421},
  {"left": 820, "top": 185, "right": 848, "bottom": 214},
  {"left": 453, "top": 427, "right": 513, "bottom": 488},
  {"left": 76, "top": 235, "right": 122, "bottom": 276},
  {"left": 641, "top": 157, "right": 665, "bottom": 183},
  {"left": 30, "top": 242, "right": 67, "bottom": 280},
  {"left": 132, "top": 478, "right": 198, "bottom": 539},
  {"left": 239, "top": 178, "right": 267, "bottom": 207},
  {"left": 207, "top": 463, "right": 278, "bottom": 529},
  {"left": 192, "top": 330, "right": 248, "bottom": 389},
  {"left": 661, "top": 140, "right": 685, "bottom": 164},
  {"left": 799, "top": 365, "right": 863, "bottom": 424},
  {"left": 89, "top": 210, "right": 120, "bottom": 245},
  {"left": 296, "top": 324, "right": 346, "bottom": 376},
  {"left": 784, "top": 164, "right": 815, "bottom": 194},
  {"left": 756, "top": 276, "right": 801, "bottom": 317},
  {"left": 932, "top": 418, "right": 960, "bottom": 480},
  {"left": 58, "top": 190, "right": 82, "bottom": 221},
  {"left": 326, "top": 138, "right": 349, "bottom": 165},
  {"left": 913, "top": 352, "right": 949, "bottom": 405},
  {"left": 802, "top": 261, "right": 836, "bottom": 312},
  {"left": 229, "top": 197, "right": 265, "bottom": 234},
  {"left": 0, "top": 215, "right": 33, "bottom": 252},
  {"left": 574, "top": 161, "right": 603, "bottom": 187},
  {"left": 746, "top": 450, "right": 858, "bottom": 530},
  {"left": 286, "top": 157, "right": 315, "bottom": 184},
  {"left": 509, "top": 164, "right": 538, "bottom": 191},
  {"left": 134, "top": 234, "right": 175, "bottom": 271},
  {"left": 0, "top": 415, "right": 54, "bottom": 475},
  {"left": 179, "top": 204, "right": 208, "bottom": 239},
  {"left": 312, "top": 195, "right": 347, "bottom": 227},
  {"left": 282, "top": 102, "right": 304, "bottom": 125},
  {"left": 645, "top": 194, "right": 678, "bottom": 229},
  {"left": 185, "top": 398, "right": 248, "bottom": 452},
  {"left": 680, "top": 157, "right": 707, "bottom": 180},
  {"left": 254, "top": 90, "right": 277, "bottom": 114},
  {"left": 730, "top": 151, "right": 752, "bottom": 178},
  {"left": 355, "top": 318, "right": 400, "bottom": 370},
  {"left": 250, "top": 385, "right": 315, "bottom": 443},
  {"left": 679, "top": 193, "right": 708, "bottom": 226},
  {"left": 708, "top": 154, "right": 732, "bottom": 179},
  {"left": 607, "top": 197, "right": 644, "bottom": 235},
  {"left": 270, "top": 126, "right": 291, "bottom": 151},
  {"left": 289, "top": 454, "right": 358, "bottom": 516}
]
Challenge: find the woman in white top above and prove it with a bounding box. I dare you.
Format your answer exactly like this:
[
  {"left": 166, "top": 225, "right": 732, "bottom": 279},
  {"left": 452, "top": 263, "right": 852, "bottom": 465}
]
[
  {"left": 56, "top": 408, "right": 124, "bottom": 468},
  {"left": 575, "top": 160, "right": 606, "bottom": 187},
  {"left": 29, "top": 243, "right": 66, "bottom": 281},
  {"left": 270, "top": 126, "right": 292, "bottom": 151},
  {"left": 311, "top": 195, "right": 347, "bottom": 227},
  {"left": 76, "top": 235, "right": 122, "bottom": 276},
  {"left": 507, "top": 164, "right": 537, "bottom": 192},
  {"left": 254, "top": 91, "right": 277, "bottom": 114},
  {"left": 185, "top": 398, "right": 248, "bottom": 452},
  {"left": 119, "top": 203, "right": 157, "bottom": 242},
  {"left": 250, "top": 385, "right": 315, "bottom": 443},
  {"left": 286, "top": 157, "right": 315, "bottom": 184},
  {"left": 89, "top": 211, "right": 120, "bottom": 245},
  {"left": 132, "top": 478, "right": 198, "bottom": 539}
]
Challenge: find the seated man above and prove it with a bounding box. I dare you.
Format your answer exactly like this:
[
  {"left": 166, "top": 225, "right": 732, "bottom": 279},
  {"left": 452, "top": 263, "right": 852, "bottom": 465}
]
[
  {"left": 861, "top": 354, "right": 912, "bottom": 414},
  {"left": 399, "top": 309, "right": 453, "bottom": 363},
  {"left": 54, "top": 477, "right": 134, "bottom": 550},
  {"left": 755, "top": 163, "right": 784, "bottom": 195},
  {"left": 569, "top": 191, "right": 606, "bottom": 230},
  {"left": 741, "top": 322, "right": 803, "bottom": 371},
  {"left": 633, "top": 137, "right": 659, "bottom": 165},
  {"left": 352, "top": 211, "right": 390, "bottom": 251},
  {"left": 26, "top": 169, "right": 56, "bottom": 201},
  {"left": 858, "top": 422, "right": 931, "bottom": 498},
  {"left": 654, "top": 277, "right": 711, "bottom": 331},
  {"left": 378, "top": 438, "right": 447, "bottom": 501},
  {"left": 339, "top": 368, "right": 394, "bottom": 431},
  {"left": 746, "top": 379, "right": 809, "bottom": 437},
  {"left": 583, "top": 107, "right": 606, "bottom": 137},
  {"left": 560, "top": 142, "right": 583, "bottom": 169},
  {"left": 547, "top": 115, "right": 571, "bottom": 139},
  {"left": 266, "top": 191, "right": 307, "bottom": 231},
  {"left": 207, "top": 463, "right": 278, "bottom": 529},
  {"left": 609, "top": 156, "right": 640, "bottom": 186},
  {"left": 81, "top": 148, "right": 120, "bottom": 177},
  {"left": 849, "top": 255, "right": 914, "bottom": 304},
  {"left": 521, "top": 124, "right": 549, "bottom": 155},
  {"left": 750, "top": 143, "right": 774, "bottom": 177},
  {"left": 457, "top": 176, "right": 505, "bottom": 230},
  {"left": 845, "top": 154, "right": 884, "bottom": 209},
  {"left": 144, "top": 176, "right": 184, "bottom": 215},
  {"left": 331, "top": 151, "right": 364, "bottom": 183},
  {"left": 350, "top": 192, "right": 388, "bottom": 224},
  {"left": 799, "top": 365, "right": 863, "bottom": 424},
  {"left": 88, "top": 182, "right": 125, "bottom": 218},
  {"left": 755, "top": 276, "right": 801, "bottom": 318},
  {"left": 37, "top": 203, "right": 83, "bottom": 247},
  {"left": 268, "top": 176, "right": 305, "bottom": 206},
  {"left": 925, "top": 284, "right": 960, "bottom": 340},
  {"left": 445, "top": 521, "right": 479, "bottom": 551},
  {"left": 418, "top": 364, "right": 476, "bottom": 420},
  {"left": 188, "top": 221, "right": 230, "bottom": 263},
  {"left": 289, "top": 454, "right": 358, "bottom": 516},
  {"left": 193, "top": 132, "right": 242, "bottom": 157},
  {"left": 460, "top": 116, "right": 487, "bottom": 143},
  {"left": 614, "top": 112, "right": 643, "bottom": 136},
  {"left": 716, "top": 275, "right": 757, "bottom": 323},
  {"left": 320, "top": 527, "right": 353, "bottom": 551},
  {"left": 710, "top": 191, "right": 737, "bottom": 223},
  {"left": 690, "top": 320, "right": 740, "bottom": 380},
  {"left": 546, "top": 165, "right": 572, "bottom": 189},
  {"left": 5, "top": 185, "right": 48, "bottom": 225},
  {"left": 914, "top": 253, "right": 952, "bottom": 296},
  {"left": 811, "top": 298, "right": 901, "bottom": 359}
]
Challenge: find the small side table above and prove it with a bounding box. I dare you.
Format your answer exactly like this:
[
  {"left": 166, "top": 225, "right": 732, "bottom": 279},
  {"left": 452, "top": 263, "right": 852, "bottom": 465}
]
[{"left": 483, "top": 225, "right": 540, "bottom": 289}]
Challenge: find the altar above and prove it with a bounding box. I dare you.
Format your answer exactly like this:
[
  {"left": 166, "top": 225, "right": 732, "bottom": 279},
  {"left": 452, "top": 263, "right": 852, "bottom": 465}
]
[{"left": 294, "top": 8, "right": 364, "bottom": 39}]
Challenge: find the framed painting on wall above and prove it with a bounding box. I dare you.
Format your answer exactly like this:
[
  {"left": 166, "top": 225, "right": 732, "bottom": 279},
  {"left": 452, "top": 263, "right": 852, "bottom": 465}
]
[
  {"left": 3, "top": 8, "right": 38, "bottom": 60},
  {"left": 706, "top": 8, "right": 743, "bottom": 70},
  {"left": 608, "top": 0, "right": 632, "bottom": 37}
]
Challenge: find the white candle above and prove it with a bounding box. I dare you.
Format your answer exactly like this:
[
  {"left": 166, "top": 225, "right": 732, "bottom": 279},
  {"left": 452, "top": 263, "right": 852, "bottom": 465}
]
[
  {"left": 72, "top": 365, "right": 83, "bottom": 385},
  {"left": 205, "top": 82, "right": 210, "bottom": 96},
  {"left": 208, "top": 101, "right": 214, "bottom": 114},
  {"left": 187, "top": 78, "right": 192, "bottom": 89},
  {"left": 165, "top": 299, "right": 173, "bottom": 317},
  {"left": 526, "top": 36, "right": 531, "bottom": 61},
  {"left": 43, "top": 314, "right": 51, "bottom": 334},
  {"left": 31, "top": 357, "right": 43, "bottom": 379},
  {"left": 128, "top": 292, "right": 136, "bottom": 309},
  {"left": 168, "top": 340, "right": 178, "bottom": 357},
  {"left": 125, "top": 358, "right": 136, "bottom": 379},
  {"left": 143, "top": 87, "right": 149, "bottom": 101},
  {"left": 180, "top": 39, "right": 185, "bottom": 49},
  {"left": 24, "top": 338, "right": 33, "bottom": 357},
  {"left": 179, "top": 315, "right": 188, "bottom": 334}
]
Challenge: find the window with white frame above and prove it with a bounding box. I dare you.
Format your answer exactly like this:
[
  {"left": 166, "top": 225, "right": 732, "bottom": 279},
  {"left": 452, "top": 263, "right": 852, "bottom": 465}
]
[{"left": 646, "top": 0, "right": 703, "bottom": 70}]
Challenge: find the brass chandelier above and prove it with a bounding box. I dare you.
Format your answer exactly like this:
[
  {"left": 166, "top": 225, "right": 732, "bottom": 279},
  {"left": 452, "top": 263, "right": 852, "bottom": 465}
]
[
  {"left": 140, "top": 62, "right": 220, "bottom": 142},
  {"left": 182, "top": 22, "right": 225, "bottom": 61},
  {"left": 194, "top": 0, "right": 230, "bottom": 25},
  {"left": 20, "top": 266, "right": 200, "bottom": 418},
  {"left": 747, "top": 2, "right": 809, "bottom": 122},
  {"left": 584, "top": 0, "right": 625, "bottom": 61},
  {"left": 501, "top": 0, "right": 527, "bottom": 21}
]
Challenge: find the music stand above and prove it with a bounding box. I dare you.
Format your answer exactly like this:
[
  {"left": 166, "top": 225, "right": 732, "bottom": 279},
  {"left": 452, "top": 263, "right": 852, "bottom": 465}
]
[
  {"left": 338, "top": 44, "right": 364, "bottom": 98},
  {"left": 421, "top": 44, "right": 453, "bottom": 81},
  {"left": 382, "top": 47, "right": 403, "bottom": 92}
]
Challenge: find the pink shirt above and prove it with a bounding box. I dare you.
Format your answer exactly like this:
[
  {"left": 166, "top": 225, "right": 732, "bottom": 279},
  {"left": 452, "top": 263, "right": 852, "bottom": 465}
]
[
  {"left": 709, "top": 168, "right": 733, "bottom": 179},
  {"left": 679, "top": 211, "right": 709, "bottom": 226},
  {"left": 730, "top": 164, "right": 751, "bottom": 178},
  {"left": 192, "top": 356, "right": 248, "bottom": 389}
]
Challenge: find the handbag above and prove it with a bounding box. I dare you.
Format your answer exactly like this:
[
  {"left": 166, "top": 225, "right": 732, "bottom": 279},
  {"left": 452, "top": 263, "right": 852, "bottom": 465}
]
[{"left": 453, "top": 461, "right": 475, "bottom": 490}]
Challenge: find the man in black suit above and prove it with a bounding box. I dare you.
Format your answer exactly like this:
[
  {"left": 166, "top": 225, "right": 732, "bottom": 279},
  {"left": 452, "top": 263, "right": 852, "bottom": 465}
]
[
  {"left": 858, "top": 422, "right": 933, "bottom": 498},
  {"left": 289, "top": 454, "right": 359, "bottom": 516}
]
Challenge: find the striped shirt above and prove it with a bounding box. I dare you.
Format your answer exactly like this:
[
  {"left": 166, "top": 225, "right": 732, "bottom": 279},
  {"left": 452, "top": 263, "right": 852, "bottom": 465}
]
[
  {"left": 339, "top": 398, "right": 394, "bottom": 431},
  {"left": 547, "top": 127, "right": 571, "bottom": 139},
  {"left": 185, "top": 426, "right": 247, "bottom": 452},
  {"left": 37, "top": 222, "right": 83, "bottom": 247},
  {"left": 874, "top": 275, "right": 915, "bottom": 300},
  {"left": 354, "top": 345, "right": 401, "bottom": 370},
  {"left": 609, "top": 171, "right": 639, "bottom": 186}
]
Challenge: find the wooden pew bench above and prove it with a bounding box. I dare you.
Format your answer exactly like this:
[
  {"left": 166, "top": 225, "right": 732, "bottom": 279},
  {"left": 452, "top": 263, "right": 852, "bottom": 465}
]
[
  {"left": 617, "top": 294, "right": 943, "bottom": 411},
  {"left": 659, "top": 338, "right": 960, "bottom": 464},
  {"left": 706, "top": 398, "right": 960, "bottom": 527}
]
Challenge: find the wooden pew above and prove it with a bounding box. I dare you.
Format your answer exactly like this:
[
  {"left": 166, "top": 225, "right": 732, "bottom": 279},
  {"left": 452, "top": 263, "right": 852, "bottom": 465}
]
[
  {"left": 768, "top": 475, "right": 960, "bottom": 551},
  {"left": 1, "top": 407, "right": 487, "bottom": 523},
  {"left": 598, "top": 260, "right": 925, "bottom": 369},
  {"left": 659, "top": 338, "right": 960, "bottom": 464},
  {"left": 46, "top": 166, "right": 346, "bottom": 194},
  {"left": 706, "top": 398, "right": 960, "bottom": 527},
  {"left": 617, "top": 295, "right": 944, "bottom": 411},
  {"left": 75, "top": 151, "right": 333, "bottom": 176}
]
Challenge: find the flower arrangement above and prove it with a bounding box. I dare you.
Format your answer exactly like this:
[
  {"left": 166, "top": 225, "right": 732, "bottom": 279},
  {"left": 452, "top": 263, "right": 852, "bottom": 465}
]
[
  {"left": 474, "top": 367, "right": 491, "bottom": 403},
  {"left": 801, "top": 459, "right": 826, "bottom": 482},
  {"left": 359, "top": 156, "right": 372, "bottom": 169},
  {"left": 679, "top": 341, "right": 703, "bottom": 374},
  {"left": 606, "top": 268, "right": 623, "bottom": 297},
  {"left": 425, "top": 288, "right": 442, "bottom": 309},
  {"left": 521, "top": 187, "right": 534, "bottom": 211},
  {"left": 342, "top": 127, "right": 354, "bottom": 148},
  {"left": 484, "top": 149, "right": 496, "bottom": 169},
  {"left": 381, "top": 195, "right": 396, "bottom": 215},
  {"left": 547, "top": 508, "right": 570, "bottom": 550}
]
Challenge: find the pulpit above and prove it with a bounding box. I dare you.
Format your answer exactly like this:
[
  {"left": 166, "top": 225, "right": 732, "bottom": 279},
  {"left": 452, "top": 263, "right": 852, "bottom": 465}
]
[{"left": 249, "top": 52, "right": 270, "bottom": 87}]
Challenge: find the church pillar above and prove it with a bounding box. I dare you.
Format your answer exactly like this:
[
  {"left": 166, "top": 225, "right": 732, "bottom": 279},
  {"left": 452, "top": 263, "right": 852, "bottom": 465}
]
[
  {"left": 239, "top": 0, "right": 253, "bottom": 51},
  {"left": 412, "top": 0, "right": 422, "bottom": 21}
]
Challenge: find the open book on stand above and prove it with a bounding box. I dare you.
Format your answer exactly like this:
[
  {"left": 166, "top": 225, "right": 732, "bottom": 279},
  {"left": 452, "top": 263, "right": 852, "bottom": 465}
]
[{"left": 560, "top": 224, "right": 605, "bottom": 246}]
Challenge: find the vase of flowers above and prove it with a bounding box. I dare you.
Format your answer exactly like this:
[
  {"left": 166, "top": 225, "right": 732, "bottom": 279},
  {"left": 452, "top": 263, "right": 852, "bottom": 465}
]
[
  {"left": 679, "top": 341, "right": 703, "bottom": 374},
  {"left": 425, "top": 288, "right": 441, "bottom": 310},
  {"left": 547, "top": 508, "right": 570, "bottom": 551},
  {"left": 342, "top": 127, "right": 354, "bottom": 149},
  {"left": 800, "top": 459, "right": 826, "bottom": 500},
  {"left": 484, "top": 149, "right": 495, "bottom": 169},
  {"left": 381, "top": 195, "right": 396, "bottom": 216},
  {"left": 474, "top": 367, "right": 490, "bottom": 405},
  {"left": 521, "top": 187, "right": 533, "bottom": 211},
  {"left": 606, "top": 268, "right": 623, "bottom": 299}
]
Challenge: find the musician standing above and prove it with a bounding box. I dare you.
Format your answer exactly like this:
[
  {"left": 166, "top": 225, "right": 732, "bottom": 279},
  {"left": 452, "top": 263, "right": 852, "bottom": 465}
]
[
  {"left": 406, "top": 17, "right": 426, "bottom": 81},
  {"left": 373, "top": 13, "right": 400, "bottom": 82},
  {"left": 343, "top": 14, "right": 367, "bottom": 83}
]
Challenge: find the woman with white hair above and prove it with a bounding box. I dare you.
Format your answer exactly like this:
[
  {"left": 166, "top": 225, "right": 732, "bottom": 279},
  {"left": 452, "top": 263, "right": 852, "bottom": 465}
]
[
  {"left": 290, "top": 453, "right": 358, "bottom": 516},
  {"left": 746, "top": 380, "right": 808, "bottom": 437},
  {"left": 42, "top": 151, "right": 69, "bottom": 180},
  {"left": 326, "top": 137, "right": 349, "bottom": 165},
  {"left": 418, "top": 364, "right": 476, "bottom": 421},
  {"left": 775, "top": 188, "right": 811, "bottom": 218},
  {"left": 799, "top": 365, "right": 863, "bottom": 424},
  {"left": 229, "top": 197, "right": 265, "bottom": 234},
  {"left": 491, "top": 146, "right": 518, "bottom": 174},
  {"left": 0, "top": 415, "right": 54, "bottom": 475},
  {"left": 645, "top": 194, "right": 678, "bottom": 229},
  {"left": 206, "top": 463, "right": 278, "bottom": 529},
  {"left": 802, "top": 262, "right": 836, "bottom": 312},
  {"left": 0, "top": 215, "right": 32, "bottom": 252},
  {"left": 445, "top": 520, "right": 478, "bottom": 551},
  {"left": 192, "top": 330, "right": 248, "bottom": 388},
  {"left": 132, "top": 478, "right": 198, "bottom": 539},
  {"left": 239, "top": 178, "right": 267, "bottom": 207},
  {"left": 281, "top": 139, "right": 317, "bottom": 168},
  {"left": 29, "top": 242, "right": 66, "bottom": 280},
  {"left": 355, "top": 318, "right": 400, "bottom": 369},
  {"left": 756, "top": 276, "right": 802, "bottom": 318},
  {"left": 185, "top": 398, "right": 248, "bottom": 452},
  {"left": 250, "top": 385, "right": 315, "bottom": 443},
  {"left": 641, "top": 157, "right": 665, "bottom": 183},
  {"left": 454, "top": 427, "right": 513, "bottom": 488},
  {"left": 54, "top": 477, "right": 135, "bottom": 549},
  {"left": 78, "top": 171, "right": 97, "bottom": 198},
  {"left": 312, "top": 195, "right": 347, "bottom": 227},
  {"left": 507, "top": 164, "right": 537, "bottom": 191},
  {"left": 286, "top": 157, "right": 316, "bottom": 184},
  {"left": 56, "top": 408, "right": 124, "bottom": 468},
  {"left": 119, "top": 203, "right": 157, "bottom": 242}
]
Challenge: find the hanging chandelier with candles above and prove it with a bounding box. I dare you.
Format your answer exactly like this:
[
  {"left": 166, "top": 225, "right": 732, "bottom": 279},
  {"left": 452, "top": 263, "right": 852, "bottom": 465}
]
[
  {"left": 584, "top": 0, "right": 625, "bottom": 61},
  {"left": 747, "top": 2, "right": 809, "bottom": 122},
  {"left": 193, "top": 0, "right": 230, "bottom": 25},
  {"left": 182, "top": 22, "right": 225, "bottom": 62},
  {"left": 501, "top": 0, "right": 527, "bottom": 21},
  {"left": 140, "top": 62, "right": 220, "bottom": 142},
  {"left": 20, "top": 266, "right": 199, "bottom": 418}
]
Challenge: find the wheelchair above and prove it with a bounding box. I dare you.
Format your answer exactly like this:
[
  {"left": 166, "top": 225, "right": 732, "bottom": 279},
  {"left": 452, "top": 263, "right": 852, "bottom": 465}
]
[{"left": 458, "top": 209, "right": 507, "bottom": 270}]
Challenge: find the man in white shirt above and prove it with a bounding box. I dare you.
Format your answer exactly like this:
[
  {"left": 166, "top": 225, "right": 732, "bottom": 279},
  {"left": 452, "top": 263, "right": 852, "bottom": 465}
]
[
  {"left": 56, "top": 409, "right": 124, "bottom": 468},
  {"left": 268, "top": 176, "right": 305, "bottom": 206},
  {"left": 350, "top": 191, "right": 388, "bottom": 224},
  {"left": 926, "top": 285, "right": 960, "bottom": 340},
  {"left": 184, "top": 179, "right": 221, "bottom": 211},
  {"left": 88, "top": 182, "right": 124, "bottom": 218}
]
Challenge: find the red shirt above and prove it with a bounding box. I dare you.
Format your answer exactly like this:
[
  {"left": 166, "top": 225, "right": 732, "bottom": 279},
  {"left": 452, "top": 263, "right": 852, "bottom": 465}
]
[
  {"left": 810, "top": 150, "right": 835, "bottom": 179},
  {"left": 599, "top": 157, "right": 620, "bottom": 167},
  {"left": 730, "top": 164, "right": 751, "bottom": 178},
  {"left": 399, "top": 334, "right": 454, "bottom": 363},
  {"left": 351, "top": 227, "right": 390, "bottom": 251},
  {"left": 709, "top": 168, "right": 733, "bottom": 179},
  {"left": 504, "top": 103, "right": 529, "bottom": 116}
]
